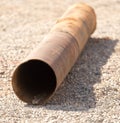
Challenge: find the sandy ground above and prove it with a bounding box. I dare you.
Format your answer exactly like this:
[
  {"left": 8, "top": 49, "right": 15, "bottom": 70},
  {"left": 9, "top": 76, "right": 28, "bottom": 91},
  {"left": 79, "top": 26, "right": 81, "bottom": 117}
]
[{"left": 0, "top": 0, "right": 120, "bottom": 122}]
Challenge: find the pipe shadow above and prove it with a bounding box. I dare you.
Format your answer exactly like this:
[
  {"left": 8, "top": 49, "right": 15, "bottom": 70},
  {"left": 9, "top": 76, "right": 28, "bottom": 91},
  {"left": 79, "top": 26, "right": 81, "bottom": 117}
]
[{"left": 26, "top": 37, "right": 118, "bottom": 111}]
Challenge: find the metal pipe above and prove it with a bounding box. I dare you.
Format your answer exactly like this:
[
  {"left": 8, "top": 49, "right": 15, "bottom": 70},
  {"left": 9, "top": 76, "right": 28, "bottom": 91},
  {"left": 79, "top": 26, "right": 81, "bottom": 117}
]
[{"left": 12, "top": 3, "right": 96, "bottom": 105}]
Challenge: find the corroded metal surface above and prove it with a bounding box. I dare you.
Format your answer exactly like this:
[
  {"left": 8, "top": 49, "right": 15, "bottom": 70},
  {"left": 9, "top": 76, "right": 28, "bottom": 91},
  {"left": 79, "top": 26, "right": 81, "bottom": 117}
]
[{"left": 12, "top": 3, "right": 96, "bottom": 104}]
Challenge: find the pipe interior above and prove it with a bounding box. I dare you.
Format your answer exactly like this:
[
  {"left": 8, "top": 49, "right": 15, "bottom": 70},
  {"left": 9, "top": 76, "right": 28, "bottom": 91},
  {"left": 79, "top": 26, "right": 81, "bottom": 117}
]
[{"left": 13, "top": 60, "right": 56, "bottom": 104}]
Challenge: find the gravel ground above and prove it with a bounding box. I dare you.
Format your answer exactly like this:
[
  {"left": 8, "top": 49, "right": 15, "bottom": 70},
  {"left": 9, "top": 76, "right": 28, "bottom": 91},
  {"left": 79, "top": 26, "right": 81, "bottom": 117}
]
[{"left": 0, "top": 0, "right": 120, "bottom": 122}]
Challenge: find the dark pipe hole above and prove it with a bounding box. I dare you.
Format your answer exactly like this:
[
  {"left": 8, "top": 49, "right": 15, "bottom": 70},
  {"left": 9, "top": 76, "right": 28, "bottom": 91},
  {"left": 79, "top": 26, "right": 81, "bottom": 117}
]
[{"left": 13, "top": 60, "right": 56, "bottom": 104}]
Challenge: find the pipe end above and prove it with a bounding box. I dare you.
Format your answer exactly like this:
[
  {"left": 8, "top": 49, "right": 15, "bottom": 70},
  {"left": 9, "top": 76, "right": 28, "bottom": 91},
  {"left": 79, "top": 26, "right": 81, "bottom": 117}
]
[{"left": 12, "top": 60, "right": 56, "bottom": 105}]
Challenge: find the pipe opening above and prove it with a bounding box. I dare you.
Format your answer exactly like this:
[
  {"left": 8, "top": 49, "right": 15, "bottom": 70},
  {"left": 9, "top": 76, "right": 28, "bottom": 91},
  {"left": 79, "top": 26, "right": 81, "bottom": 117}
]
[{"left": 12, "top": 60, "right": 56, "bottom": 105}]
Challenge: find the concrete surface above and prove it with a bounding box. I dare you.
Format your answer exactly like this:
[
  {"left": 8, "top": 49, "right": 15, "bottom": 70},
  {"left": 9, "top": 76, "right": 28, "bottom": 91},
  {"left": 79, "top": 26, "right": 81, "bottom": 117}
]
[{"left": 0, "top": 0, "right": 120, "bottom": 122}]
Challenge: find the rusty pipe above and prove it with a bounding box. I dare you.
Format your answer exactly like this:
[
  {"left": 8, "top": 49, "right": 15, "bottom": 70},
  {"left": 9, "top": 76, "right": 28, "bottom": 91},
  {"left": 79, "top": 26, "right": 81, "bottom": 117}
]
[{"left": 12, "top": 3, "right": 96, "bottom": 105}]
